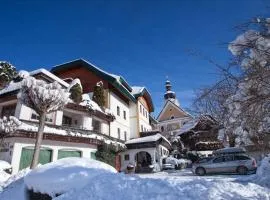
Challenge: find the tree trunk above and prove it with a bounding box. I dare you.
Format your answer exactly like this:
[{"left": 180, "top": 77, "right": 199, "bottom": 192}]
[{"left": 30, "top": 112, "right": 46, "bottom": 169}]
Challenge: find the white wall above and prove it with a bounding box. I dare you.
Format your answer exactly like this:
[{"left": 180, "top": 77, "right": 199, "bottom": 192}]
[
  {"left": 120, "top": 144, "right": 169, "bottom": 172},
  {"left": 109, "top": 92, "right": 130, "bottom": 140},
  {"left": 129, "top": 102, "right": 138, "bottom": 139},
  {"left": 4, "top": 137, "right": 97, "bottom": 174},
  {"left": 137, "top": 101, "right": 152, "bottom": 132}
]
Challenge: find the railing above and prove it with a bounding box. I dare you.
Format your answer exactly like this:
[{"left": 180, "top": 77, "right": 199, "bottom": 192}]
[{"left": 20, "top": 120, "right": 125, "bottom": 144}]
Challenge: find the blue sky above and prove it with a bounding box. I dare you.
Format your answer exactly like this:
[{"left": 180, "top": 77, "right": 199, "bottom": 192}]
[{"left": 0, "top": 0, "right": 269, "bottom": 116}]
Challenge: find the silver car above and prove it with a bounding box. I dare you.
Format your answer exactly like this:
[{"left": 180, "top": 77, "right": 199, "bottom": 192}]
[{"left": 192, "top": 154, "right": 257, "bottom": 175}]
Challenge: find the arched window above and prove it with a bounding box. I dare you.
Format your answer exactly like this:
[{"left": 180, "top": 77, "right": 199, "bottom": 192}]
[{"left": 171, "top": 115, "right": 174, "bottom": 119}]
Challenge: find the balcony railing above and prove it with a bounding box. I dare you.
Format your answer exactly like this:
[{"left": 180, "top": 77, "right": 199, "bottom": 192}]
[{"left": 20, "top": 120, "right": 125, "bottom": 144}]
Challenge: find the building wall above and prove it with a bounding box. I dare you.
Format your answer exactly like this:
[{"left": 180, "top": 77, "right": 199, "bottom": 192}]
[
  {"left": 1, "top": 137, "right": 97, "bottom": 174},
  {"left": 120, "top": 144, "right": 169, "bottom": 172},
  {"left": 137, "top": 97, "right": 151, "bottom": 133},
  {"left": 109, "top": 91, "right": 130, "bottom": 141},
  {"left": 158, "top": 103, "right": 190, "bottom": 122},
  {"left": 129, "top": 102, "right": 138, "bottom": 139},
  {"left": 53, "top": 66, "right": 110, "bottom": 93}
]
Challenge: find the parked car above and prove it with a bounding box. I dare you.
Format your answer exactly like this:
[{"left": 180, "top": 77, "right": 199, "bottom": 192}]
[{"left": 192, "top": 154, "right": 257, "bottom": 175}]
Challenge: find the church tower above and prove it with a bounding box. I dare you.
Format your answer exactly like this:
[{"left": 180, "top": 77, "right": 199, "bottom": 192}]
[{"left": 164, "top": 79, "right": 180, "bottom": 107}]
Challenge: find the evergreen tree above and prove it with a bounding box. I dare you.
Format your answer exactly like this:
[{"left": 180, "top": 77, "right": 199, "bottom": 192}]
[
  {"left": 70, "top": 83, "right": 83, "bottom": 104},
  {"left": 95, "top": 143, "right": 117, "bottom": 167},
  {"left": 92, "top": 81, "right": 105, "bottom": 108},
  {"left": 0, "top": 61, "right": 17, "bottom": 88}
]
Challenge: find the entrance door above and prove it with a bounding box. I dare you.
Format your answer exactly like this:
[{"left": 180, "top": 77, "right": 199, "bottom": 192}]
[
  {"left": 19, "top": 147, "right": 52, "bottom": 170},
  {"left": 58, "top": 150, "right": 81, "bottom": 159}
]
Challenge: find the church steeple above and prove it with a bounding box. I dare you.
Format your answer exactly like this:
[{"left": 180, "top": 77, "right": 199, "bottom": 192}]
[
  {"left": 164, "top": 79, "right": 176, "bottom": 100},
  {"left": 164, "top": 79, "right": 180, "bottom": 106}
]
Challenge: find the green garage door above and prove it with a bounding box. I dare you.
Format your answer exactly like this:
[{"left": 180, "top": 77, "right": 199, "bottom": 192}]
[
  {"left": 58, "top": 150, "right": 81, "bottom": 159},
  {"left": 19, "top": 148, "right": 52, "bottom": 170},
  {"left": 91, "top": 152, "right": 96, "bottom": 160}
]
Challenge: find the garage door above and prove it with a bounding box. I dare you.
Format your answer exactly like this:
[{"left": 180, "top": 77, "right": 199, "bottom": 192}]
[
  {"left": 58, "top": 150, "right": 81, "bottom": 159},
  {"left": 19, "top": 148, "right": 52, "bottom": 170}
]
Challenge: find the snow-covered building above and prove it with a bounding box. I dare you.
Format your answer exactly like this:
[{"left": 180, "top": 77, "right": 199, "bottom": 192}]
[
  {"left": 51, "top": 59, "right": 154, "bottom": 141},
  {"left": 0, "top": 69, "right": 117, "bottom": 173},
  {"left": 156, "top": 79, "right": 192, "bottom": 140},
  {"left": 176, "top": 115, "right": 223, "bottom": 156},
  {"left": 120, "top": 132, "right": 171, "bottom": 173}
]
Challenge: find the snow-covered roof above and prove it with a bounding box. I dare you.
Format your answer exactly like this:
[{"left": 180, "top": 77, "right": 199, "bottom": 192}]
[
  {"left": 177, "top": 119, "right": 198, "bottom": 136},
  {"left": 131, "top": 86, "right": 154, "bottom": 112},
  {"left": 131, "top": 86, "right": 144, "bottom": 95},
  {"left": 125, "top": 133, "right": 171, "bottom": 146},
  {"left": 0, "top": 81, "right": 22, "bottom": 96},
  {"left": 51, "top": 59, "right": 136, "bottom": 102},
  {"left": 0, "top": 68, "right": 69, "bottom": 96},
  {"left": 29, "top": 68, "right": 69, "bottom": 87}
]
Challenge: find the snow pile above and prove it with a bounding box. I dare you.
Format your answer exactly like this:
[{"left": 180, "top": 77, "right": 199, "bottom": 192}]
[
  {"left": 165, "top": 156, "right": 191, "bottom": 166},
  {"left": 55, "top": 171, "right": 270, "bottom": 200},
  {"left": 24, "top": 157, "right": 117, "bottom": 197},
  {"left": 0, "top": 172, "right": 10, "bottom": 185},
  {"left": 80, "top": 93, "right": 103, "bottom": 112},
  {"left": 0, "top": 168, "right": 30, "bottom": 200},
  {"left": 255, "top": 155, "right": 270, "bottom": 188},
  {"left": 0, "top": 160, "right": 11, "bottom": 171}
]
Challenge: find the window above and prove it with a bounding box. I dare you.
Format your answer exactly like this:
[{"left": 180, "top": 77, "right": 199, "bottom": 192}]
[
  {"left": 92, "top": 119, "right": 101, "bottom": 132},
  {"left": 62, "top": 115, "right": 72, "bottom": 126},
  {"left": 124, "top": 131, "right": 127, "bottom": 141},
  {"left": 124, "top": 154, "right": 129, "bottom": 161},
  {"left": 117, "top": 128, "right": 120, "bottom": 139},
  {"left": 117, "top": 106, "right": 120, "bottom": 116},
  {"left": 1, "top": 104, "right": 16, "bottom": 118},
  {"left": 171, "top": 115, "right": 175, "bottom": 119},
  {"left": 224, "top": 155, "right": 234, "bottom": 162},
  {"left": 143, "top": 108, "right": 145, "bottom": 116},
  {"left": 213, "top": 157, "right": 224, "bottom": 163},
  {"left": 141, "top": 125, "right": 143, "bottom": 132},
  {"left": 31, "top": 112, "right": 53, "bottom": 123},
  {"left": 140, "top": 105, "right": 142, "bottom": 113},
  {"left": 234, "top": 155, "right": 250, "bottom": 161},
  {"left": 161, "top": 126, "right": 164, "bottom": 132},
  {"left": 123, "top": 111, "right": 126, "bottom": 120},
  {"left": 146, "top": 112, "right": 148, "bottom": 118}
]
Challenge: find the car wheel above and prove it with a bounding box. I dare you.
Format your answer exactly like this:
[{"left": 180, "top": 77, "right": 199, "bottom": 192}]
[
  {"left": 195, "top": 167, "right": 206, "bottom": 176},
  {"left": 237, "top": 166, "right": 248, "bottom": 175}
]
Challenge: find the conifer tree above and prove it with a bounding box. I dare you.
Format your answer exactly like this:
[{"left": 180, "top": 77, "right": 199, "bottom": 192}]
[
  {"left": 0, "top": 61, "right": 17, "bottom": 88},
  {"left": 92, "top": 81, "right": 105, "bottom": 108},
  {"left": 69, "top": 82, "right": 83, "bottom": 104}
]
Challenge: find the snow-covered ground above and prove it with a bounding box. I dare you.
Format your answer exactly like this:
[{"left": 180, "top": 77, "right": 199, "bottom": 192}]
[{"left": 0, "top": 157, "right": 269, "bottom": 200}]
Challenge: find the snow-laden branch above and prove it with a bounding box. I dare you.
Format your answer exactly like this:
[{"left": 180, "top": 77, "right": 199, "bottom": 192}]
[
  {"left": 0, "top": 116, "right": 21, "bottom": 134},
  {"left": 18, "top": 77, "right": 70, "bottom": 115}
]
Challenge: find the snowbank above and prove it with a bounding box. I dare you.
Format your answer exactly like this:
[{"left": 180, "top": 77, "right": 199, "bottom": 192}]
[
  {"left": 0, "top": 160, "right": 11, "bottom": 171},
  {"left": 55, "top": 172, "right": 270, "bottom": 200},
  {"left": 165, "top": 157, "right": 191, "bottom": 166},
  {"left": 255, "top": 155, "right": 270, "bottom": 188},
  {"left": 24, "top": 158, "right": 117, "bottom": 197},
  {"left": 0, "top": 168, "right": 30, "bottom": 200}
]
